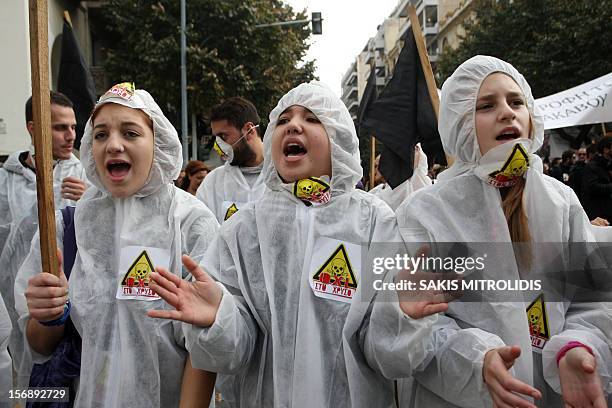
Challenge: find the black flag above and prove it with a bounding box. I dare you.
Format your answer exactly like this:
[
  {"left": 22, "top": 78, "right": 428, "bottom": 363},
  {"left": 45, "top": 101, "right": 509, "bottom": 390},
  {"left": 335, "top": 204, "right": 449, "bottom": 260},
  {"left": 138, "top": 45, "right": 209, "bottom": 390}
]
[
  {"left": 360, "top": 29, "right": 445, "bottom": 188},
  {"left": 357, "top": 68, "right": 378, "bottom": 186},
  {"left": 57, "top": 17, "right": 96, "bottom": 150},
  {"left": 357, "top": 68, "right": 378, "bottom": 126}
]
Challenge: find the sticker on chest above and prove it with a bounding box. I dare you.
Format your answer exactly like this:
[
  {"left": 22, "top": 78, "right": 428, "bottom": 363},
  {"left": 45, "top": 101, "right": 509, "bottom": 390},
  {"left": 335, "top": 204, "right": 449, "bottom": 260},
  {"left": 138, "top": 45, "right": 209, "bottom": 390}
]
[
  {"left": 527, "top": 294, "right": 550, "bottom": 349},
  {"left": 224, "top": 203, "right": 239, "bottom": 220},
  {"left": 311, "top": 244, "right": 357, "bottom": 302},
  {"left": 116, "top": 246, "right": 169, "bottom": 301}
]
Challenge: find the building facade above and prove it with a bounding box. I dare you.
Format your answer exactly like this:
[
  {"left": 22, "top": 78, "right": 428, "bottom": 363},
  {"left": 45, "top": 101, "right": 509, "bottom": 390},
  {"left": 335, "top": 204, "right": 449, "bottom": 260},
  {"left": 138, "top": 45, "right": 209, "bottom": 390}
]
[
  {"left": 0, "top": 1, "right": 99, "bottom": 158},
  {"left": 340, "top": 0, "right": 480, "bottom": 117}
]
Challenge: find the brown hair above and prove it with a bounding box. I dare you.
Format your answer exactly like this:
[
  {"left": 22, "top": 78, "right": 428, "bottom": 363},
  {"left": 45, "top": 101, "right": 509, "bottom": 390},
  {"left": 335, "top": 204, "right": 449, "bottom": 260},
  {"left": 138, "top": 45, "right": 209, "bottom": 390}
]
[
  {"left": 25, "top": 91, "right": 73, "bottom": 123},
  {"left": 501, "top": 178, "right": 531, "bottom": 269},
  {"left": 179, "top": 160, "right": 209, "bottom": 191}
]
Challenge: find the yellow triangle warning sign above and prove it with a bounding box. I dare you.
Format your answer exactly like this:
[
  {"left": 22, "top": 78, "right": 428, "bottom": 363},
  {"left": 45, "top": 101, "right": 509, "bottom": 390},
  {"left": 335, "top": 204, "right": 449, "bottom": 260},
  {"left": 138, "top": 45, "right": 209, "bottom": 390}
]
[
  {"left": 527, "top": 293, "right": 550, "bottom": 349},
  {"left": 121, "top": 250, "right": 155, "bottom": 287},
  {"left": 293, "top": 177, "right": 330, "bottom": 201},
  {"left": 224, "top": 203, "right": 239, "bottom": 220},
  {"left": 488, "top": 144, "right": 529, "bottom": 187},
  {"left": 313, "top": 244, "right": 357, "bottom": 289}
]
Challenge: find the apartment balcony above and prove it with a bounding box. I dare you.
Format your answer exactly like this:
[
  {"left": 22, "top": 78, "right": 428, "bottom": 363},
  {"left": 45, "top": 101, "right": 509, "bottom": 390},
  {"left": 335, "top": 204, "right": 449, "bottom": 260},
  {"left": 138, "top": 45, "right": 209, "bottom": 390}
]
[
  {"left": 342, "top": 86, "right": 358, "bottom": 102},
  {"left": 341, "top": 62, "right": 358, "bottom": 86},
  {"left": 374, "top": 37, "right": 385, "bottom": 51},
  {"left": 341, "top": 70, "right": 358, "bottom": 88},
  {"left": 423, "top": 22, "right": 439, "bottom": 36},
  {"left": 375, "top": 57, "right": 385, "bottom": 69}
]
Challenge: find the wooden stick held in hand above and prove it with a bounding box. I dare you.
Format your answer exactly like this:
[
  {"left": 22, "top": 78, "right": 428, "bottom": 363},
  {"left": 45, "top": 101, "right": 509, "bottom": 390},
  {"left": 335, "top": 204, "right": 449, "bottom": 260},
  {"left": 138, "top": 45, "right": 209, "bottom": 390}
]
[{"left": 29, "top": 0, "right": 59, "bottom": 277}]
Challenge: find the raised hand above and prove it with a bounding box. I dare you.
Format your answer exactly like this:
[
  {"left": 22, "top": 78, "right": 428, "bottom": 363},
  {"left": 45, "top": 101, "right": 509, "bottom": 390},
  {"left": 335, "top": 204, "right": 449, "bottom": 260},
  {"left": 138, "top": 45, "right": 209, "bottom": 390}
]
[
  {"left": 25, "top": 249, "right": 69, "bottom": 322},
  {"left": 483, "top": 345, "right": 541, "bottom": 408},
  {"left": 397, "top": 245, "right": 452, "bottom": 319},
  {"left": 558, "top": 346, "right": 607, "bottom": 408},
  {"left": 61, "top": 176, "right": 87, "bottom": 201},
  {"left": 590, "top": 217, "right": 609, "bottom": 227},
  {"left": 148, "top": 254, "right": 223, "bottom": 327}
]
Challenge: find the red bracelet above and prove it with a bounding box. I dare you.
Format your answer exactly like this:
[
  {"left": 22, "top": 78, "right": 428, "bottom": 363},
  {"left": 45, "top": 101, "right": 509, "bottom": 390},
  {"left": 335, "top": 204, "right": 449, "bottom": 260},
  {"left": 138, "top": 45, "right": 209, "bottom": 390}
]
[{"left": 556, "top": 341, "right": 593, "bottom": 366}]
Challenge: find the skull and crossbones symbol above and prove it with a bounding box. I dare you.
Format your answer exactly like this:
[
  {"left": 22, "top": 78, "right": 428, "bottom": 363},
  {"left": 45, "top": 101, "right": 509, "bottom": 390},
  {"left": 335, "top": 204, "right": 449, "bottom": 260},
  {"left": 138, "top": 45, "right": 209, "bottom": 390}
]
[
  {"left": 134, "top": 262, "right": 150, "bottom": 286},
  {"left": 329, "top": 258, "right": 348, "bottom": 286},
  {"left": 528, "top": 306, "right": 542, "bottom": 336},
  {"left": 300, "top": 181, "right": 314, "bottom": 195}
]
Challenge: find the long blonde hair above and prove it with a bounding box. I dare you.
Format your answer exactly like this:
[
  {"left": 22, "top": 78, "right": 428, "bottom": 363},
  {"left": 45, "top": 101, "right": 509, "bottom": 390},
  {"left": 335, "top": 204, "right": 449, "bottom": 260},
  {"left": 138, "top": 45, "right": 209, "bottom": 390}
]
[{"left": 501, "top": 177, "right": 531, "bottom": 269}]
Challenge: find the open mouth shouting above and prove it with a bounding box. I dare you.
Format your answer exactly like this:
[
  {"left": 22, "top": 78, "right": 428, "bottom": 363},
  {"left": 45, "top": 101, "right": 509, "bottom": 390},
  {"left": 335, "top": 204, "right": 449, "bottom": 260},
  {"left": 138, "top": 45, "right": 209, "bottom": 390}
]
[
  {"left": 283, "top": 138, "right": 308, "bottom": 162},
  {"left": 106, "top": 159, "right": 131, "bottom": 182},
  {"left": 495, "top": 126, "right": 521, "bottom": 142}
]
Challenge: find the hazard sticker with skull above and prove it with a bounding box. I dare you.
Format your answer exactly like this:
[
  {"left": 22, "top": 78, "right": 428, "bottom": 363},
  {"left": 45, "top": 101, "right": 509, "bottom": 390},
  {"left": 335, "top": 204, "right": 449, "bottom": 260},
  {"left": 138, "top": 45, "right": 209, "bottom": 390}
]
[
  {"left": 116, "top": 246, "right": 170, "bottom": 301},
  {"left": 526, "top": 294, "right": 550, "bottom": 349},
  {"left": 293, "top": 177, "right": 331, "bottom": 206},
  {"left": 308, "top": 238, "right": 362, "bottom": 303},
  {"left": 487, "top": 143, "right": 530, "bottom": 187}
]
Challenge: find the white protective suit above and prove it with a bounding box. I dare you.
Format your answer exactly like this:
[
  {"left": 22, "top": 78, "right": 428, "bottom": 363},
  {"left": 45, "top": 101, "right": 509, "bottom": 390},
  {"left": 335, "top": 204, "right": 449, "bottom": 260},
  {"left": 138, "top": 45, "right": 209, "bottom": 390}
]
[
  {"left": 0, "top": 151, "right": 85, "bottom": 274},
  {"left": 0, "top": 151, "right": 86, "bottom": 302},
  {"left": 0, "top": 150, "right": 87, "bottom": 389},
  {"left": 0, "top": 293, "right": 11, "bottom": 407},
  {"left": 14, "top": 87, "right": 219, "bottom": 407},
  {"left": 195, "top": 161, "right": 266, "bottom": 223},
  {"left": 369, "top": 144, "right": 432, "bottom": 210},
  {"left": 183, "top": 81, "right": 414, "bottom": 407},
  {"left": 394, "top": 56, "right": 612, "bottom": 407}
]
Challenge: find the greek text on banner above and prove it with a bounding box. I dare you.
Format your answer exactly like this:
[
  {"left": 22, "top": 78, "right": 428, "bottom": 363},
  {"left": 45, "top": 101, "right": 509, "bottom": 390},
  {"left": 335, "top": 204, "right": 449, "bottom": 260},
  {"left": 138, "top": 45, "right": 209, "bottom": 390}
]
[{"left": 535, "top": 72, "right": 612, "bottom": 130}]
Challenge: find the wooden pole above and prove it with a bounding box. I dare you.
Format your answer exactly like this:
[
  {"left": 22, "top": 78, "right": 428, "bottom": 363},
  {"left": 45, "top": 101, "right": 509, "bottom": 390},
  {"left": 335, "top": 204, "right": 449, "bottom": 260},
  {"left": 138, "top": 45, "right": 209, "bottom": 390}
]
[
  {"left": 369, "top": 135, "right": 376, "bottom": 190},
  {"left": 407, "top": 6, "right": 439, "bottom": 120},
  {"left": 29, "top": 0, "right": 59, "bottom": 277},
  {"left": 63, "top": 10, "right": 72, "bottom": 27},
  {"left": 407, "top": 6, "right": 453, "bottom": 166}
]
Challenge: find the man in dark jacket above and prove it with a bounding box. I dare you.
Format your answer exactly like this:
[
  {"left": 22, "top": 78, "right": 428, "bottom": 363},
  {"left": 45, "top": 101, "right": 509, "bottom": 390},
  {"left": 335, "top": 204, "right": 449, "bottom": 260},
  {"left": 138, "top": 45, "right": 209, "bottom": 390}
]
[{"left": 581, "top": 137, "right": 612, "bottom": 222}]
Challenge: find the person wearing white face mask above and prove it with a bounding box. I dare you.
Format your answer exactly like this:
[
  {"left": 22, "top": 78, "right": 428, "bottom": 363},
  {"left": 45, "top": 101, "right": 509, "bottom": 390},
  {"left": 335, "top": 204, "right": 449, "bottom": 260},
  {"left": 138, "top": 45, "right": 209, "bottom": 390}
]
[
  {"left": 14, "top": 83, "right": 219, "bottom": 407},
  {"left": 392, "top": 56, "right": 612, "bottom": 408},
  {"left": 196, "top": 97, "right": 267, "bottom": 223}
]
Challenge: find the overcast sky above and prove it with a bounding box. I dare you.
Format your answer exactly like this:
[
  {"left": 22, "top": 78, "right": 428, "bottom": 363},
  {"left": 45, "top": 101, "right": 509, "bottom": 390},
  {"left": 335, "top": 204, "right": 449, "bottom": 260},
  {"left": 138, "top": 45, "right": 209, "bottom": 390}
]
[{"left": 285, "top": 0, "right": 402, "bottom": 96}]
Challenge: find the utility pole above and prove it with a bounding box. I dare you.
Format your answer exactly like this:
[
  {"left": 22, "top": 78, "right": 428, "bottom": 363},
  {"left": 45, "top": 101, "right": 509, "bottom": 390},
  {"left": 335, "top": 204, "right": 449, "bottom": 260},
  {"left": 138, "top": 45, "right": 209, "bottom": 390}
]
[
  {"left": 191, "top": 112, "right": 197, "bottom": 160},
  {"left": 180, "top": 0, "right": 188, "bottom": 166}
]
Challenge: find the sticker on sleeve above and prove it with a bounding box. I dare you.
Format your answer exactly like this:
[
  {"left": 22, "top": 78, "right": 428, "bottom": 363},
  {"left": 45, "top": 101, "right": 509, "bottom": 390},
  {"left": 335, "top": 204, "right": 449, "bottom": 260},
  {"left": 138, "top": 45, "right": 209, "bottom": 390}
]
[
  {"left": 308, "top": 238, "right": 362, "bottom": 303},
  {"left": 116, "top": 246, "right": 170, "bottom": 301},
  {"left": 222, "top": 201, "right": 244, "bottom": 221},
  {"left": 527, "top": 294, "right": 550, "bottom": 349}
]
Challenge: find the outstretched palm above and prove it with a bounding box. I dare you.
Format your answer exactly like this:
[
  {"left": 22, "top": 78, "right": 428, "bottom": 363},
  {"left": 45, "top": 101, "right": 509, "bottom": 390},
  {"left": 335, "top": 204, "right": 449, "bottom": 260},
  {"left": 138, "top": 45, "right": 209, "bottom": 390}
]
[
  {"left": 147, "top": 254, "right": 223, "bottom": 327},
  {"left": 559, "top": 347, "right": 607, "bottom": 408},
  {"left": 396, "top": 245, "right": 454, "bottom": 319},
  {"left": 397, "top": 268, "right": 451, "bottom": 319}
]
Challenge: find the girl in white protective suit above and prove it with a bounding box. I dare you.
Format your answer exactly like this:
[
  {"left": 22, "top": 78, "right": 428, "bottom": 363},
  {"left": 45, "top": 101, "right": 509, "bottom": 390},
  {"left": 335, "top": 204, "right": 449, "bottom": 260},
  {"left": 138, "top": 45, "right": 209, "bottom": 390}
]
[
  {"left": 15, "top": 83, "right": 219, "bottom": 407},
  {"left": 393, "top": 56, "right": 612, "bottom": 407},
  {"left": 146, "top": 81, "right": 441, "bottom": 407}
]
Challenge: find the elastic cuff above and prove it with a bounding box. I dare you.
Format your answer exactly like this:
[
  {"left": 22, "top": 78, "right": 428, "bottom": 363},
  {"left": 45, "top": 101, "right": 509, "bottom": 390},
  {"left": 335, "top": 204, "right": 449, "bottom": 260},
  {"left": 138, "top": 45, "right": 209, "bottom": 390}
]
[
  {"left": 38, "top": 300, "right": 71, "bottom": 327},
  {"left": 556, "top": 341, "right": 593, "bottom": 366}
]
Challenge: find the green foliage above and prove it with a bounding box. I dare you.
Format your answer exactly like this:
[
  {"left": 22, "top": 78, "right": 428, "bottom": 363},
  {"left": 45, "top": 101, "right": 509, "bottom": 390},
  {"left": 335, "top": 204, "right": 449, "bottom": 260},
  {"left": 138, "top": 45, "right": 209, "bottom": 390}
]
[
  {"left": 99, "top": 0, "right": 316, "bottom": 129},
  {"left": 436, "top": 0, "right": 612, "bottom": 97}
]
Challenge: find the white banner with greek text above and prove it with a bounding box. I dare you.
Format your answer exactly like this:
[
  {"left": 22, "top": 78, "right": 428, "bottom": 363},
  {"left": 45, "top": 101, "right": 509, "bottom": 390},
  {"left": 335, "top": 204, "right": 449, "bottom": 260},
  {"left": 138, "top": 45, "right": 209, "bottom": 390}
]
[{"left": 535, "top": 73, "right": 612, "bottom": 130}]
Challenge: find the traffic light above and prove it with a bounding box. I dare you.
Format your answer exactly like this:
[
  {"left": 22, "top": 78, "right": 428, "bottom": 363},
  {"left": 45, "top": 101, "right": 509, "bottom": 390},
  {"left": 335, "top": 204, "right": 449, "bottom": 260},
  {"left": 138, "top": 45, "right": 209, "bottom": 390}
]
[{"left": 311, "top": 12, "right": 322, "bottom": 35}]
